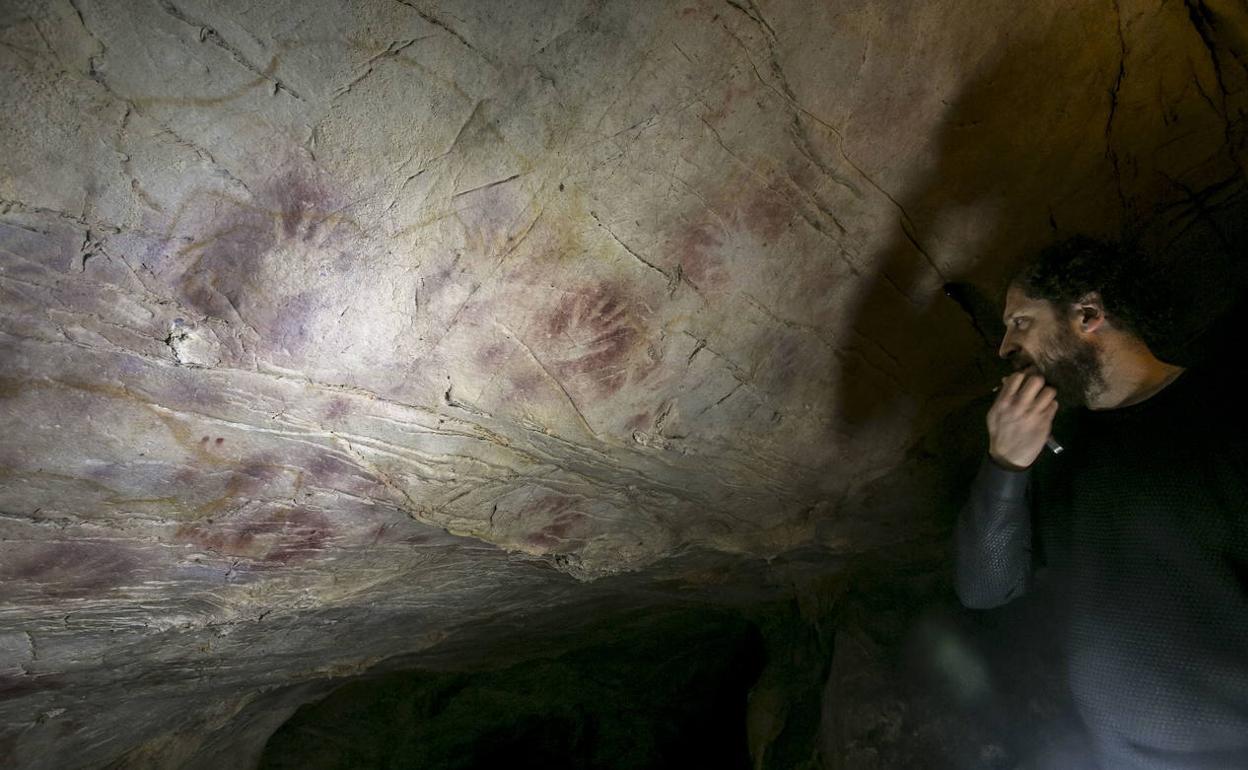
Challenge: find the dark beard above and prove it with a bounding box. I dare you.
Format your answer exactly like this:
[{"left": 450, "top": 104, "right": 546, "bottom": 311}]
[{"left": 1034, "top": 325, "right": 1105, "bottom": 409}]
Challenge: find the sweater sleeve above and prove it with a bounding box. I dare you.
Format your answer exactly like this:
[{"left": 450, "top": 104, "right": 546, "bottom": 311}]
[{"left": 955, "top": 456, "right": 1034, "bottom": 609}]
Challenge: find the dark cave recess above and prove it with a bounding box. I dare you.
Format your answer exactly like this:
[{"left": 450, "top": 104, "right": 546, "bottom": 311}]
[{"left": 259, "top": 608, "right": 767, "bottom": 770}]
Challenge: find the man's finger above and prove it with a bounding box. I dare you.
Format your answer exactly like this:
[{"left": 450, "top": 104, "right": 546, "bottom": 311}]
[
  {"left": 1030, "top": 385, "right": 1057, "bottom": 413},
  {"left": 1018, "top": 374, "right": 1047, "bottom": 404},
  {"left": 1001, "top": 372, "right": 1026, "bottom": 399}
]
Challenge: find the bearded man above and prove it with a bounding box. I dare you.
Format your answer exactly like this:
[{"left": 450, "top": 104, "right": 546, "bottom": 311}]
[{"left": 955, "top": 236, "right": 1248, "bottom": 769}]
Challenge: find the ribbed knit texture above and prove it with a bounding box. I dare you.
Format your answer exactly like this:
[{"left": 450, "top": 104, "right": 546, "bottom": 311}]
[{"left": 957, "top": 365, "right": 1248, "bottom": 769}]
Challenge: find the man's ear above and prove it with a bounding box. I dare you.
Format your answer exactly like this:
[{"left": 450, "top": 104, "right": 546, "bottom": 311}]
[{"left": 1073, "top": 291, "right": 1106, "bottom": 333}]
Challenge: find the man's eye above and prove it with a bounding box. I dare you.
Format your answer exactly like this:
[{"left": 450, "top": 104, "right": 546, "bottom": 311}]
[{"left": 1013, "top": 318, "right": 1029, "bottom": 330}]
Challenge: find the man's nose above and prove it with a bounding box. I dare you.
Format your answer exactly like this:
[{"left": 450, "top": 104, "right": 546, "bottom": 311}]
[{"left": 998, "top": 333, "right": 1018, "bottom": 360}]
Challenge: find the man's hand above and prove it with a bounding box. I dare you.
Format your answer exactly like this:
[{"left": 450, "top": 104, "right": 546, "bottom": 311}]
[{"left": 988, "top": 371, "right": 1058, "bottom": 470}]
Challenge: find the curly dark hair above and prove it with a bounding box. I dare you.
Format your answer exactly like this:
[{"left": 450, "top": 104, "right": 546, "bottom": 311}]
[{"left": 1013, "top": 235, "right": 1171, "bottom": 347}]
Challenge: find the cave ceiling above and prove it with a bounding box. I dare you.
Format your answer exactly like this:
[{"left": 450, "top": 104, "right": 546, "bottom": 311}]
[{"left": 1, "top": 0, "right": 1246, "bottom": 766}]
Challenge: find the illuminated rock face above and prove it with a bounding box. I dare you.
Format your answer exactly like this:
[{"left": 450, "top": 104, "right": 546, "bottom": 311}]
[{"left": 1, "top": 0, "right": 1245, "bottom": 766}]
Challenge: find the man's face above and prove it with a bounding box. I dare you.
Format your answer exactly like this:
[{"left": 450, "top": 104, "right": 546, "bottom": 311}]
[{"left": 998, "top": 284, "right": 1106, "bottom": 408}]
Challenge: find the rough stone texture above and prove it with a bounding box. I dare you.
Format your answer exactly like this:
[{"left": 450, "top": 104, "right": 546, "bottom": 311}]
[{"left": 1, "top": 0, "right": 1246, "bottom": 766}]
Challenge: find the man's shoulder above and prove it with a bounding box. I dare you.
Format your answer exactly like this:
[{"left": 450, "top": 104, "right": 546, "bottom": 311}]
[{"left": 1161, "top": 363, "right": 1246, "bottom": 449}]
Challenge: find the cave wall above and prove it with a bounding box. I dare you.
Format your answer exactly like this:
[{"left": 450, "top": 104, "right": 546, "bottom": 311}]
[{"left": 2, "top": 0, "right": 1246, "bottom": 767}]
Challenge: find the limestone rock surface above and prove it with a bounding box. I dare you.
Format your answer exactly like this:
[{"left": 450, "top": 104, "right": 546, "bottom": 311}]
[{"left": 2, "top": 0, "right": 1246, "bottom": 766}]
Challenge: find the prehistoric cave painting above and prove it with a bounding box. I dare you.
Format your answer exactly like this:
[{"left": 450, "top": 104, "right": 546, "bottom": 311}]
[
  {"left": 542, "top": 282, "right": 660, "bottom": 399},
  {"left": 508, "top": 492, "right": 591, "bottom": 552},
  {"left": 0, "top": 542, "right": 142, "bottom": 599},
  {"left": 665, "top": 173, "right": 799, "bottom": 293},
  {"left": 193, "top": 457, "right": 288, "bottom": 513},
  {"left": 166, "top": 444, "right": 393, "bottom": 566},
  {"left": 175, "top": 505, "right": 332, "bottom": 567},
  {"left": 300, "top": 448, "right": 385, "bottom": 500},
  {"left": 322, "top": 397, "right": 352, "bottom": 421},
  {"left": 625, "top": 410, "right": 653, "bottom": 432},
  {"left": 473, "top": 339, "right": 511, "bottom": 370},
  {"left": 738, "top": 182, "right": 798, "bottom": 244},
  {"left": 166, "top": 164, "right": 368, "bottom": 359},
  {"left": 301, "top": 450, "right": 360, "bottom": 482},
  {"left": 671, "top": 219, "right": 726, "bottom": 290},
  {"left": 452, "top": 171, "right": 537, "bottom": 263}
]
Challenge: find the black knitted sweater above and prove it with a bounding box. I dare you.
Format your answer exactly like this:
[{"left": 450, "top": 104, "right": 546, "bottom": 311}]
[{"left": 956, "top": 364, "right": 1248, "bottom": 769}]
